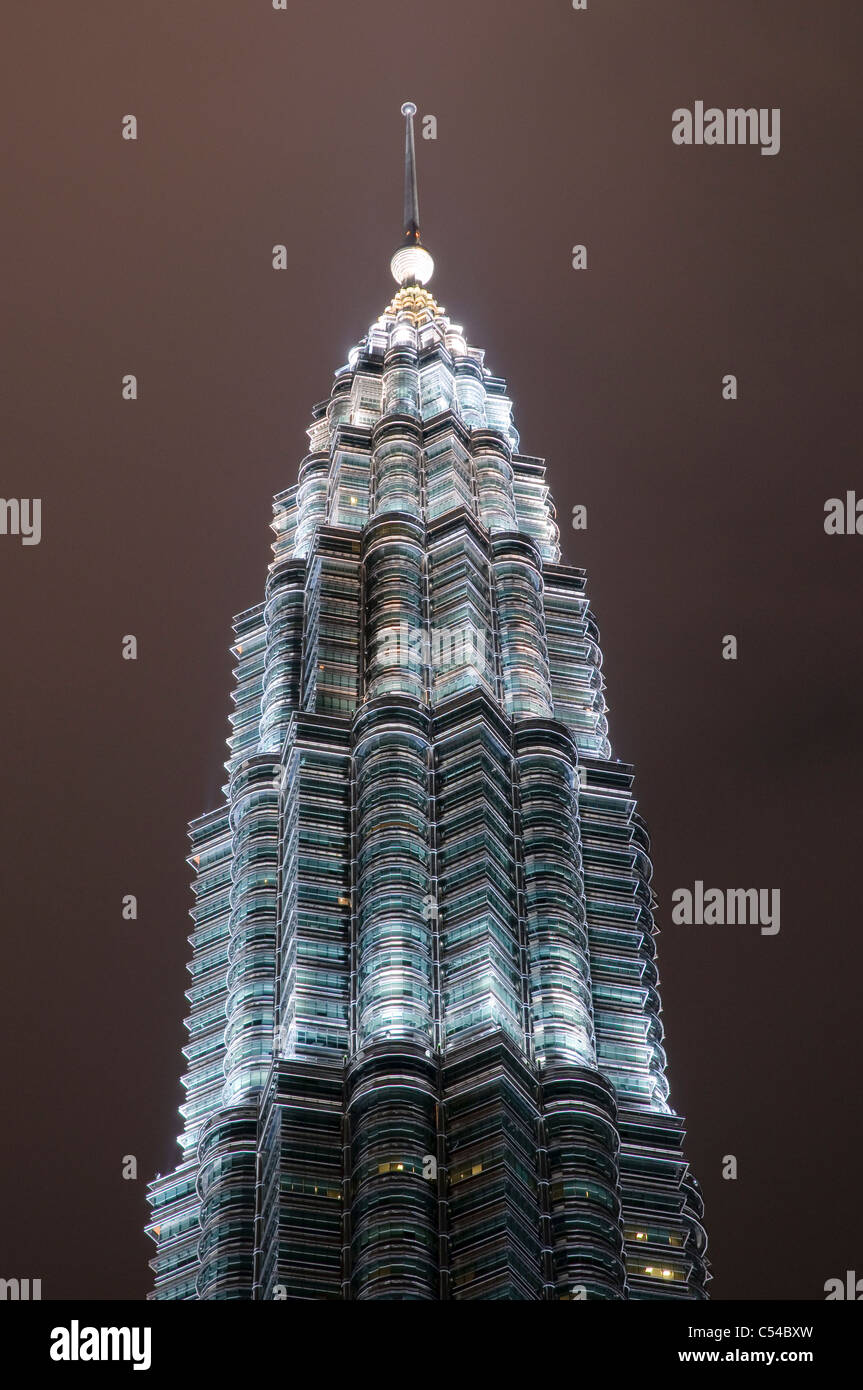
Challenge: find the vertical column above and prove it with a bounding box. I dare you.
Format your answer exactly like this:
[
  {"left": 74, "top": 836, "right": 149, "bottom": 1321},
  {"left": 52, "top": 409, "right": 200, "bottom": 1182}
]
[
  {"left": 543, "top": 566, "right": 611, "bottom": 758},
  {"left": 442, "top": 1037, "right": 544, "bottom": 1299},
  {"left": 454, "top": 356, "right": 487, "bottom": 430},
  {"left": 472, "top": 429, "right": 517, "bottom": 532},
  {"left": 579, "top": 761, "right": 668, "bottom": 1111},
  {"left": 277, "top": 716, "right": 352, "bottom": 1061},
  {"left": 513, "top": 723, "right": 595, "bottom": 1068},
  {"left": 301, "top": 531, "right": 361, "bottom": 718},
  {"left": 353, "top": 704, "right": 434, "bottom": 1048},
  {"left": 426, "top": 514, "right": 497, "bottom": 706},
  {"left": 227, "top": 607, "right": 266, "bottom": 769},
  {"left": 491, "top": 535, "right": 554, "bottom": 720},
  {"left": 363, "top": 517, "right": 425, "bottom": 703},
  {"left": 294, "top": 454, "right": 330, "bottom": 558},
  {"left": 224, "top": 755, "right": 280, "bottom": 1105},
  {"left": 260, "top": 557, "right": 305, "bottom": 752},
  {"left": 539, "top": 1069, "right": 627, "bottom": 1300},
  {"left": 381, "top": 329, "right": 420, "bottom": 421},
  {"left": 195, "top": 1108, "right": 259, "bottom": 1300},
  {"left": 511, "top": 457, "right": 560, "bottom": 561},
  {"left": 617, "top": 1110, "right": 709, "bottom": 1299},
  {"left": 423, "top": 415, "right": 475, "bottom": 521},
  {"left": 346, "top": 1048, "right": 438, "bottom": 1300},
  {"left": 371, "top": 417, "right": 423, "bottom": 519},
  {"left": 433, "top": 697, "right": 523, "bottom": 1050},
  {"left": 255, "top": 1060, "right": 345, "bottom": 1300}
]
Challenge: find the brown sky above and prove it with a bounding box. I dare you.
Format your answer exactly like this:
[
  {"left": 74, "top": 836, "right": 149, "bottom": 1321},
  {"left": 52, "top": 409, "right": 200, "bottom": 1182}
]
[{"left": 1, "top": 1, "right": 861, "bottom": 1300}]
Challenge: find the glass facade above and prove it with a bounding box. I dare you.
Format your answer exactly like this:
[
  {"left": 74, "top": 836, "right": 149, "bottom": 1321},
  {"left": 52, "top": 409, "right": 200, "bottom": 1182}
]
[{"left": 147, "top": 143, "right": 708, "bottom": 1298}]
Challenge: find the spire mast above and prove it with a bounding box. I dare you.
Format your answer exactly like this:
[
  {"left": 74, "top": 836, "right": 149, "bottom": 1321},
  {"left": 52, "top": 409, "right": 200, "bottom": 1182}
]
[
  {"left": 402, "top": 101, "right": 421, "bottom": 245},
  {"left": 390, "top": 102, "right": 434, "bottom": 288}
]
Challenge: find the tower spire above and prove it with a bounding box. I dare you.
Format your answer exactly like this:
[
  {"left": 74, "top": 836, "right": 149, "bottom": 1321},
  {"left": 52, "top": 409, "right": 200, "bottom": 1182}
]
[
  {"left": 390, "top": 102, "right": 434, "bottom": 288},
  {"left": 402, "top": 101, "right": 421, "bottom": 245}
]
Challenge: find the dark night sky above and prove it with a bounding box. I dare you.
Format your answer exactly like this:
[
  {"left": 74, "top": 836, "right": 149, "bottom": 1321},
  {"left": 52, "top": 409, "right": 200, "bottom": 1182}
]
[{"left": 1, "top": 1, "right": 861, "bottom": 1301}]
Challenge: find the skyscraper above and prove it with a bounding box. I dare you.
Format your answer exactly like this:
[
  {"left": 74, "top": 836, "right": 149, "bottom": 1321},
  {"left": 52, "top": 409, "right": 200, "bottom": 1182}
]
[{"left": 147, "top": 104, "right": 708, "bottom": 1301}]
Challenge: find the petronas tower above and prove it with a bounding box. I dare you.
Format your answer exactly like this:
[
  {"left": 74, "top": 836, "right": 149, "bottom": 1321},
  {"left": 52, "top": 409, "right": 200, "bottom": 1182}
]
[{"left": 147, "top": 105, "right": 709, "bottom": 1301}]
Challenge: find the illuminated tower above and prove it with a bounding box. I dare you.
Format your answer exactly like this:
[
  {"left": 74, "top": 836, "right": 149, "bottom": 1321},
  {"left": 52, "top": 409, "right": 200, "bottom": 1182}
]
[{"left": 147, "top": 104, "right": 708, "bottom": 1301}]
